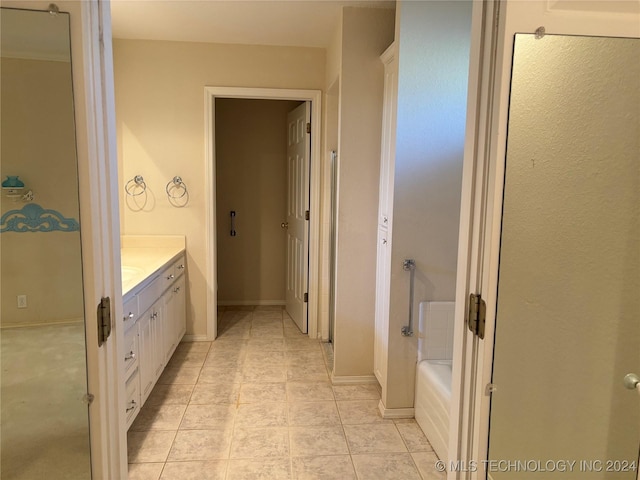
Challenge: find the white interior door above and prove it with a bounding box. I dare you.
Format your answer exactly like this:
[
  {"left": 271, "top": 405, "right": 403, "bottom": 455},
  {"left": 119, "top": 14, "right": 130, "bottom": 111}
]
[{"left": 285, "top": 102, "right": 311, "bottom": 333}]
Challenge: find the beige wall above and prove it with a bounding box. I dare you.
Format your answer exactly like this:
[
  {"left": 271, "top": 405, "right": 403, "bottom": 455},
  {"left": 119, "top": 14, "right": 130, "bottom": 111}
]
[
  {"left": 332, "top": 7, "right": 395, "bottom": 377},
  {"left": 1, "top": 57, "right": 84, "bottom": 327},
  {"left": 384, "top": 1, "right": 472, "bottom": 408},
  {"left": 215, "top": 98, "right": 302, "bottom": 305},
  {"left": 113, "top": 39, "right": 325, "bottom": 336}
]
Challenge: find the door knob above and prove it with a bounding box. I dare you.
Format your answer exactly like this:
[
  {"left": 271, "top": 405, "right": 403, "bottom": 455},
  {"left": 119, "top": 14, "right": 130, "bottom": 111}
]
[
  {"left": 623, "top": 373, "right": 640, "bottom": 393},
  {"left": 281, "top": 222, "right": 288, "bottom": 229}
]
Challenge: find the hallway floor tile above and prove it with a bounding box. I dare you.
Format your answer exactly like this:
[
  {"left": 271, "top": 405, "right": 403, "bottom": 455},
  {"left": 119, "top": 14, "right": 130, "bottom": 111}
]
[{"left": 127, "top": 306, "right": 443, "bottom": 479}]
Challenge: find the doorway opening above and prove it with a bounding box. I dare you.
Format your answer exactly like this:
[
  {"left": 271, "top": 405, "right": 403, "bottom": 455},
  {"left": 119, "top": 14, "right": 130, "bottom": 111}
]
[{"left": 204, "top": 87, "right": 322, "bottom": 341}]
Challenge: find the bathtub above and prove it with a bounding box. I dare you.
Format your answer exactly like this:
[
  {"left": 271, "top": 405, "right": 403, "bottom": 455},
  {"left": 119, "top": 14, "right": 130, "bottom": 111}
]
[{"left": 414, "top": 301, "right": 455, "bottom": 461}]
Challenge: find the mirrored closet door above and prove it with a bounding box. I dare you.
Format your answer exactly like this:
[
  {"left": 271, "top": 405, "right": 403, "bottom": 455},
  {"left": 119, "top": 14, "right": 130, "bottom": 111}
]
[
  {"left": 487, "top": 34, "right": 639, "bottom": 479},
  {"left": 1, "top": 7, "right": 92, "bottom": 479}
]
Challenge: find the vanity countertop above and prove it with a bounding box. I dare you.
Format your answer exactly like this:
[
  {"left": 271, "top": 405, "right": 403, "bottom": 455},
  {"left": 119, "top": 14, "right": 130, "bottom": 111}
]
[{"left": 121, "top": 235, "right": 186, "bottom": 297}]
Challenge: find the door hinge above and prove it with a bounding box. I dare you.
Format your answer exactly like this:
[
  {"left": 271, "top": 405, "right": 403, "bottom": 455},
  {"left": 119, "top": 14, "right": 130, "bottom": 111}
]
[
  {"left": 303, "top": 292, "right": 308, "bottom": 303},
  {"left": 467, "top": 293, "right": 486, "bottom": 339},
  {"left": 97, "top": 296, "right": 112, "bottom": 346},
  {"left": 305, "top": 210, "right": 310, "bottom": 221},
  {"left": 83, "top": 393, "right": 95, "bottom": 405},
  {"left": 485, "top": 383, "right": 497, "bottom": 396},
  {"left": 306, "top": 122, "right": 311, "bottom": 134}
]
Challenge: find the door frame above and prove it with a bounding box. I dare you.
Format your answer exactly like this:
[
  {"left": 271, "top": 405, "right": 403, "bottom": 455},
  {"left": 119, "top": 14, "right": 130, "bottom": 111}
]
[
  {"left": 453, "top": 2, "right": 640, "bottom": 478},
  {"left": 0, "top": 0, "right": 128, "bottom": 477},
  {"left": 204, "top": 87, "right": 322, "bottom": 340},
  {"left": 77, "top": 1, "right": 128, "bottom": 477}
]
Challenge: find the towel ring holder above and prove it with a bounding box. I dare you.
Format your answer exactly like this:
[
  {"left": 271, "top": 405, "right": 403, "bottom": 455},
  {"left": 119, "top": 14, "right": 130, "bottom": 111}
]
[
  {"left": 125, "top": 175, "right": 147, "bottom": 196},
  {"left": 166, "top": 176, "right": 188, "bottom": 199}
]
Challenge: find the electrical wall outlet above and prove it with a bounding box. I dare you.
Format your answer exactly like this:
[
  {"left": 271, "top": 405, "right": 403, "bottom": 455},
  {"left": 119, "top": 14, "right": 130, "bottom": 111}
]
[{"left": 17, "top": 295, "right": 27, "bottom": 309}]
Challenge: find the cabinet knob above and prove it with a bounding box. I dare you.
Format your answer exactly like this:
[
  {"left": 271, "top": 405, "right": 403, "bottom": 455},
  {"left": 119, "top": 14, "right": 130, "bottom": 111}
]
[
  {"left": 124, "top": 312, "right": 135, "bottom": 321},
  {"left": 382, "top": 238, "right": 387, "bottom": 245},
  {"left": 167, "top": 274, "right": 175, "bottom": 280},
  {"left": 177, "top": 264, "right": 185, "bottom": 270},
  {"left": 126, "top": 400, "right": 137, "bottom": 413},
  {"left": 383, "top": 216, "right": 388, "bottom": 223},
  {"left": 174, "top": 286, "right": 180, "bottom": 293},
  {"left": 125, "top": 351, "right": 136, "bottom": 361}
]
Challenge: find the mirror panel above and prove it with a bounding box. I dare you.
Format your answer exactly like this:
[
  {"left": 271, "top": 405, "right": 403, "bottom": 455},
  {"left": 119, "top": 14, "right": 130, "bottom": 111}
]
[
  {"left": 488, "top": 34, "right": 640, "bottom": 479},
  {"left": 0, "top": 7, "right": 92, "bottom": 479}
]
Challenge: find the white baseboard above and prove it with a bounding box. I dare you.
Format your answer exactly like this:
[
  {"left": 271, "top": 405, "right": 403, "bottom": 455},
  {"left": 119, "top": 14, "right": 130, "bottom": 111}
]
[
  {"left": 330, "top": 373, "right": 379, "bottom": 385},
  {"left": 378, "top": 399, "right": 415, "bottom": 419},
  {"left": 217, "top": 300, "right": 285, "bottom": 306},
  {"left": 181, "top": 334, "right": 210, "bottom": 342}
]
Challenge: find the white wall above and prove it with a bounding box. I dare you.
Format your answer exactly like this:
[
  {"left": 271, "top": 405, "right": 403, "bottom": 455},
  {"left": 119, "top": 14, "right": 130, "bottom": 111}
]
[
  {"left": 332, "top": 7, "right": 395, "bottom": 378},
  {"left": 384, "top": 0, "right": 472, "bottom": 408},
  {"left": 113, "top": 39, "right": 325, "bottom": 337}
]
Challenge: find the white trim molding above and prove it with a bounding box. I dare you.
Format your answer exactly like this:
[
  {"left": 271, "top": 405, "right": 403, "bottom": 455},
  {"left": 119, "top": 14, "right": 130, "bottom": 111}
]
[
  {"left": 217, "top": 300, "right": 286, "bottom": 307},
  {"left": 78, "top": 1, "right": 127, "bottom": 478},
  {"left": 204, "top": 86, "right": 322, "bottom": 342},
  {"left": 378, "top": 401, "right": 414, "bottom": 420},
  {"left": 182, "top": 334, "right": 210, "bottom": 343},
  {"left": 330, "top": 373, "right": 379, "bottom": 385}
]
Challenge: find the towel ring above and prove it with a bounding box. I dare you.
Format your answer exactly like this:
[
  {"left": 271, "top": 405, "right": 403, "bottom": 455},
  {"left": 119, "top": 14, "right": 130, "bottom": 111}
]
[
  {"left": 125, "top": 175, "right": 147, "bottom": 196},
  {"left": 166, "top": 176, "right": 188, "bottom": 199}
]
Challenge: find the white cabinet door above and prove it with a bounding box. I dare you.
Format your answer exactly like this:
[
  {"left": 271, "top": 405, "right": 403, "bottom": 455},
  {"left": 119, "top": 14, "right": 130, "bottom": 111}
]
[
  {"left": 139, "top": 300, "right": 163, "bottom": 403},
  {"left": 162, "top": 276, "right": 187, "bottom": 364},
  {"left": 162, "top": 290, "right": 176, "bottom": 364},
  {"left": 378, "top": 44, "right": 397, "bottom": 226},
  {"left": 374, "top": 226, "right": 390, "bottom": 386},
  {"left": 151, "top": 299, "right": 164, "bottom": 381},
  {"left": 173, "top": 276, "right": 186, "bottom": 343},
  {"left": 138, "top": 308, "right": 155, "bottom": 402}
]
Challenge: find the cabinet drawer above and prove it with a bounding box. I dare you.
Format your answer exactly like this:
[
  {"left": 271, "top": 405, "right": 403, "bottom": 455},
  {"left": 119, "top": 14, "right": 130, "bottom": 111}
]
[
  {"left": 138, "top": 275, "right": 160, "bottom": 315},
  {"left": 173, "top": 254, "right": 186, "bottom": 277},
  {"left": 123, "top": 295, "right": 138, "bottom": 331},
  {"left": 161, "top": 264, "right": 177, "bottom": 291},
  {"left": 161, "top": 254, "right": 186, "bottom": 291},
  {"left": 125, "top": 367, "right": 140, "bottom": 428},
  {"left": 124, "top": 325, "right": 139, "bottom": 376}
]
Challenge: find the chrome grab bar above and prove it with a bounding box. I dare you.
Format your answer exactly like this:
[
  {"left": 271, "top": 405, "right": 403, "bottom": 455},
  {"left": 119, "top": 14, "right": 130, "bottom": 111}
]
[{"left": 401, "top": 259, "right": 416, "bottom": 336}]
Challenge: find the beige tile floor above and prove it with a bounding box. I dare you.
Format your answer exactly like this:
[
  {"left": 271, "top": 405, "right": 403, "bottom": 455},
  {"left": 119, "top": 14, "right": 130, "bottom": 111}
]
[{"left": 128, "top": 306, "right": 444, "bottom": 480}]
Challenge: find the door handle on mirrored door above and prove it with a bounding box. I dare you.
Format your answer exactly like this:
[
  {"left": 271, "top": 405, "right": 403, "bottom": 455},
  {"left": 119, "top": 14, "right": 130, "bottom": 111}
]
[
  {"left": 624, "top": 373, "right": 640, "bottom": 395},
  {"left": 281, "top": 222, "right": 288, "bottom": 229}
]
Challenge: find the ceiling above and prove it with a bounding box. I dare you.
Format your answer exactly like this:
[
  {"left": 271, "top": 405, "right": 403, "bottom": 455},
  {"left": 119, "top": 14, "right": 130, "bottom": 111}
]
[{"left": 110, "top": 0, "right": 394, "bottom": 49}]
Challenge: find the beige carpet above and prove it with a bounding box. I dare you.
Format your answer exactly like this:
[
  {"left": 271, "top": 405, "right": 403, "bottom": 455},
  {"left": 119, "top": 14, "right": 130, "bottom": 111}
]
[{"left": 1, "top": 323, "right": 91, "bottom": 479}]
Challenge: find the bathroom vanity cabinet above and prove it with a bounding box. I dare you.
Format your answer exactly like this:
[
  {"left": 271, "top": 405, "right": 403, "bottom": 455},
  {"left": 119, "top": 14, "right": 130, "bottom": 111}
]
[{"left": 121, "top": 237, "right": 186, "bottom": 428}]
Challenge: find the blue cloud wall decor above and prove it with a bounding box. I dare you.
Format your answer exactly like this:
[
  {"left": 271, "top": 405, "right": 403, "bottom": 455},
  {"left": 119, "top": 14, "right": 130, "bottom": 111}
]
[{"left": 1, "top": 203, "right": 79, "bottom": 233}]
